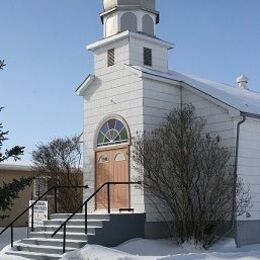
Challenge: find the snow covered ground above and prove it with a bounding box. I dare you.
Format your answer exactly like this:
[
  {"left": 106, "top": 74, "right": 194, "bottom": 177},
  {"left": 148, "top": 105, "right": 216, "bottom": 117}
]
[
  {"left": 0, "top": 227, "right": 28, "bottom": 260},
  {"left": 62, "top": 238, "right": 260, "bottom": 260},
  {"left": 0, "top": 227, "right": 27, "bottom": 251},
  {"left": 1, "top": 231, "right": 260, "bottom": 260},
  {"left": 0, "top": 256, "right": 27, "bottom": 260}
]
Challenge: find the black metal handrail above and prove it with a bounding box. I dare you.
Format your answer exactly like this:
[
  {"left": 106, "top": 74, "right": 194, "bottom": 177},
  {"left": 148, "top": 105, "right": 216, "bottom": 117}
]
[
  {"left": 51, "top": 181, "right": 141, "bottom": 253},
  {"left": 0, "top": 185, "right": 88, "bottom": 247}
]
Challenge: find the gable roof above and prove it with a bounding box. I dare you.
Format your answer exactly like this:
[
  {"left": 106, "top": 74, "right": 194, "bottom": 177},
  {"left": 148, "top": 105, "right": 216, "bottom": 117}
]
[{"left": 127, "top": 65, "right": 260, "bottom": 117}]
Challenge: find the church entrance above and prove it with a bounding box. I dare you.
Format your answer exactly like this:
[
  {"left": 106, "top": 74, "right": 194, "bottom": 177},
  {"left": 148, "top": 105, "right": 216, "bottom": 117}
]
[{"left": 95, "top": 118, "right": 130, "bottom": 210}]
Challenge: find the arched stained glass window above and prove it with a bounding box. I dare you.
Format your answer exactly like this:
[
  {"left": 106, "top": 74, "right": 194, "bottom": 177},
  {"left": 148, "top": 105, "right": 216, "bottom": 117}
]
[{"left": 97, "top": 119, "right": 129, "bottom": 147}]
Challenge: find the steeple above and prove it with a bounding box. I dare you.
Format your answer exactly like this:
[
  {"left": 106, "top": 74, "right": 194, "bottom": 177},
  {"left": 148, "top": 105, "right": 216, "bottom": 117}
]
[
  {"left": 101, "top": 0, "right": 160, "bottom": 37},
  {"left": 87, "top": 0, "right": 174, "bottom": 74}
]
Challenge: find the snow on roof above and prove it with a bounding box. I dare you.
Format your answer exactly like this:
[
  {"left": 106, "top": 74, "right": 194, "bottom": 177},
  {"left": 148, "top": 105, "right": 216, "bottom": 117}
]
[
  {"left": 76, "top": 74, "right": 95, "bottom": 96},
  {"left": 128, "top": 65, "right": 260, "bottom": 116}
]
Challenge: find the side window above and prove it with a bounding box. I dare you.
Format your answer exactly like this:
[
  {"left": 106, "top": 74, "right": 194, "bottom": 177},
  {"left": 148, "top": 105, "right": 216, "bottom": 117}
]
[
  {"left": 98, "top": 154, "right": 109, "bottom": 164},
  {"left": 115, "top": 152, "right": 126, "bottom": 162},
  {"left": 107, "top": 48, "right": 115, "bottom": 67},
  {"left": 143, "top": 47, "right": 152, "bottom": 66}
]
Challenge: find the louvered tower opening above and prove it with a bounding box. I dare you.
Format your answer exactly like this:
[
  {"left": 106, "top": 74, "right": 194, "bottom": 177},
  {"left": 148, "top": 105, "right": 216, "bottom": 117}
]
[
  {"left": 143, "top": 47, "right": 152, "bottom": 66},
  {"left": 107, "top": 48, "right": 115, "bottom": 67}
]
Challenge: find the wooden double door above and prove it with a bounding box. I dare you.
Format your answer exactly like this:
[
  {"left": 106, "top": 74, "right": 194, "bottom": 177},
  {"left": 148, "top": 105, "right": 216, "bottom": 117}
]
[{"left": 95, "top": 147, "right": 129, "bottom": 210}]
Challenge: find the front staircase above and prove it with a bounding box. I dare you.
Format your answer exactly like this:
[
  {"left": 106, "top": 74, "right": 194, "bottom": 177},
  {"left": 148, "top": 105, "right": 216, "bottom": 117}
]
[
  {"left": 3, "top": 212, "right": 146, "bottom": 260},
  {"left": 1, "top": 182, "right": 144, "bottom": 259},
  {"left": 4, "top": 213, "right": 110, "bottom": 260}
]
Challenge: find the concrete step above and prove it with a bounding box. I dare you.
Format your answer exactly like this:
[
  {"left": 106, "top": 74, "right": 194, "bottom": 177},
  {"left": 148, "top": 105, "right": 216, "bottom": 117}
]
[
  {"left": 21, "top": 238, "right": 87, "bottom": 249},
  {"left": 43, "top": 219, "right": 104, "bottom": 227},
  {"left": 4, "top": 213, "right": 145, "bottom": 260},
  {"left": 29, "top": 231, "right": 89, "bottom": 241},
  {"left": 15, "top": 243, "right": 75, "bottom": 255},
  {"left": 34, "top": 225, "right": 98, "bottom": 234},
  {"left": 50, "top": 213, "right": 110, "bottom": 221},
  {"left": 5, "top": 250, "right": 62, "bottom": 260}
]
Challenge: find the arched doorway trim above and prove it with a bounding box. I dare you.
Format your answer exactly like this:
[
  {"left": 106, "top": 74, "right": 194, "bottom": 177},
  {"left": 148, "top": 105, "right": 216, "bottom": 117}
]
[
  {"left": 94, "top": 115, "right": 131, "bottom": 210},
  {"left": 95, "top": 115, "right": 131, "bottom": 149}
]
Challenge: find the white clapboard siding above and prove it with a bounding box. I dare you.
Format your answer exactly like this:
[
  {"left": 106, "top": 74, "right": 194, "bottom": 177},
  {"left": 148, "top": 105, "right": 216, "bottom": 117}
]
[
  {"left": 143, "top": 84, "right": 238, "bottom": 222},
  {"left": 143, "top": 79, "right": 180, "bottom": 221},
  {"left": 238, "top": 118, "right": 260, "bottom": 220},
  {"left": 129, "top": 37, "right": 169, "bottom": 72},
  {"left": 183, "top": 88, "right": 237, "bottom": 149},
  {"left": 83, "top": 37, "right": 145, "bottom": 212},
  {"left": 143, "top": 79, "right": 180, "bottom": 131}
]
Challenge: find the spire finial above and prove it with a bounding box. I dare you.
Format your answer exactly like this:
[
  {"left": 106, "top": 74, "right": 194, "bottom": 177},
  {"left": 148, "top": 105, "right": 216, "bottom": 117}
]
[{"left": 236, "top": 74, "right": 249, "bottom": 90}]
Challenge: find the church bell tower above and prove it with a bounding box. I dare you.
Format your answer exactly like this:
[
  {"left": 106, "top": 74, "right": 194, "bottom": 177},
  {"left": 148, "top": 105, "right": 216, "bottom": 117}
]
[
  {"left": 87, "top": 0, "right": 174, "bottom": 74},
  {"left": 101, "top": 0, "right": 160, "bottom": 38}
]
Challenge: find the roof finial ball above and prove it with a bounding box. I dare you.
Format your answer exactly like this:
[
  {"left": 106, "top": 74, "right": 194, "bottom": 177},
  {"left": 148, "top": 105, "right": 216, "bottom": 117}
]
[
  {"left": 236, "top": 74, "right": 249, "bottom": 90},
  {"left": 101, "top": 0, "right": 159, "bottom": 38}
]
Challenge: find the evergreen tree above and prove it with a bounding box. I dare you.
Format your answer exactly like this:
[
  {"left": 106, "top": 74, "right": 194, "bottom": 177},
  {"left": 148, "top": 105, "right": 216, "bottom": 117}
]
[
  {"left": 0, "top": 59, "right": 5, "bottom": 70},
  {"left": 0, "top": 178, "right": 32, "bottom": 220},
  {"left": 0, "top": 108, "right": 25, "bottom": 162},
  {"left": 0, "top": 64, "right": 33, "bottom": 220}
]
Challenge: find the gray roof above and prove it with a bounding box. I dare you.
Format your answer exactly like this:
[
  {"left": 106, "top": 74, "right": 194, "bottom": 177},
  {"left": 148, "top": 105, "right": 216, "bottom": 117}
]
[
  {"left": 0, "top": 164, "right": 34, "bottom": 172},
  {"left": 129, "top": 65, "right": 260, "bottom": 116}
]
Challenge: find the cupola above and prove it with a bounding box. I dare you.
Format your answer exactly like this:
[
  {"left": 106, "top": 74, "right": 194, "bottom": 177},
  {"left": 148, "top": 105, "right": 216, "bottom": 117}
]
[
  {"left": 236, "top": 74, "right": 249, "bottom": 90},
  {"left": 101, "top": 0, "right": 160, "bottom": 38}
]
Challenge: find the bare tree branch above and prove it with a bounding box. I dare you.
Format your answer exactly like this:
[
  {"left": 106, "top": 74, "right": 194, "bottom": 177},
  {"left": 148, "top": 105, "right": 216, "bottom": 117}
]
[
  {"left": 133, "top": 104, "right": 252, "bottom": 248},
  {"left": 32, "top": 136, "right": 83, "bottom": 213}
]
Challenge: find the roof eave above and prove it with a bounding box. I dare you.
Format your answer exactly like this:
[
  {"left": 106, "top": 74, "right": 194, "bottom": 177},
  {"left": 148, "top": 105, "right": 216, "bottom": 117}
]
[
  {"left": 125, "top": 65, "right": 242, "bottom": 114},
  {"left": 126, "top": 65, "right": 179, "bottom": 85},
  {"left": 87, "top": 31, "right": 175, "bottom": 51},
  {"left": 241, "top": 112, "right": 260, "bottom": 120},
  {"left": 76, "top": 75, "right": 95, "bottom": 96}
]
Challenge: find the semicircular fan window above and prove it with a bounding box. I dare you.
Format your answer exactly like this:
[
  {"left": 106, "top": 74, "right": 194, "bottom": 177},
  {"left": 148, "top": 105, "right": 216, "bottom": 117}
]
[{"left": 97, "top": 119, "right": 129, "bottom": 147}]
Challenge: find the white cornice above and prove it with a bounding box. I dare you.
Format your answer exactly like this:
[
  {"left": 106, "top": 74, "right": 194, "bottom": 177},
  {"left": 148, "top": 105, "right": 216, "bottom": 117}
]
[
  {"left": 76, "top": 75, "right": 95, "bottom": 96},
  {"left": 87, "top": 31, "right": 175, "bottom": 51},
  {"left": 99, "top": 6, "right": 160, "bottom": 24}
]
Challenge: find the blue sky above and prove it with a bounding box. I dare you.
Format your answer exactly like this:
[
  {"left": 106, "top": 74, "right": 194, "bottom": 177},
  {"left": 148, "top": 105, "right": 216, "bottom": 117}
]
[{"left": 1, "top": 0, "right": 260, "bottom": 165}]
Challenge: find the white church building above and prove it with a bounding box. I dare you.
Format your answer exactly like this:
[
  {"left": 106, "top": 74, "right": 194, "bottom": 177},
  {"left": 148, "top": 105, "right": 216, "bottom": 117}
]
[
  {"left": 3, "top": 1, "right": 260, "bottom": 259},
  {"left": 76, "top": 0, "right": 260, "bottom": 247}
]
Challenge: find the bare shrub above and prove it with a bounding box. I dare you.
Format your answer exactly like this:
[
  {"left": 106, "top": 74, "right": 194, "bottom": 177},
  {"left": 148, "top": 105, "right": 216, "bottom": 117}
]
[
  {"left": 32, "top": 137, "right": 83, "bottom": 213},
  {"left": 133, "top": 104, "right": 251, "bottom": 248}
]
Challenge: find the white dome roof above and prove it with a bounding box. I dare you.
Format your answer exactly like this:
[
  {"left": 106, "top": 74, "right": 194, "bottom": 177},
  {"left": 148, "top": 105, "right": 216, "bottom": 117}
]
[{"left": 103, "top": 0, "right": 156, "bottom": 12}]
